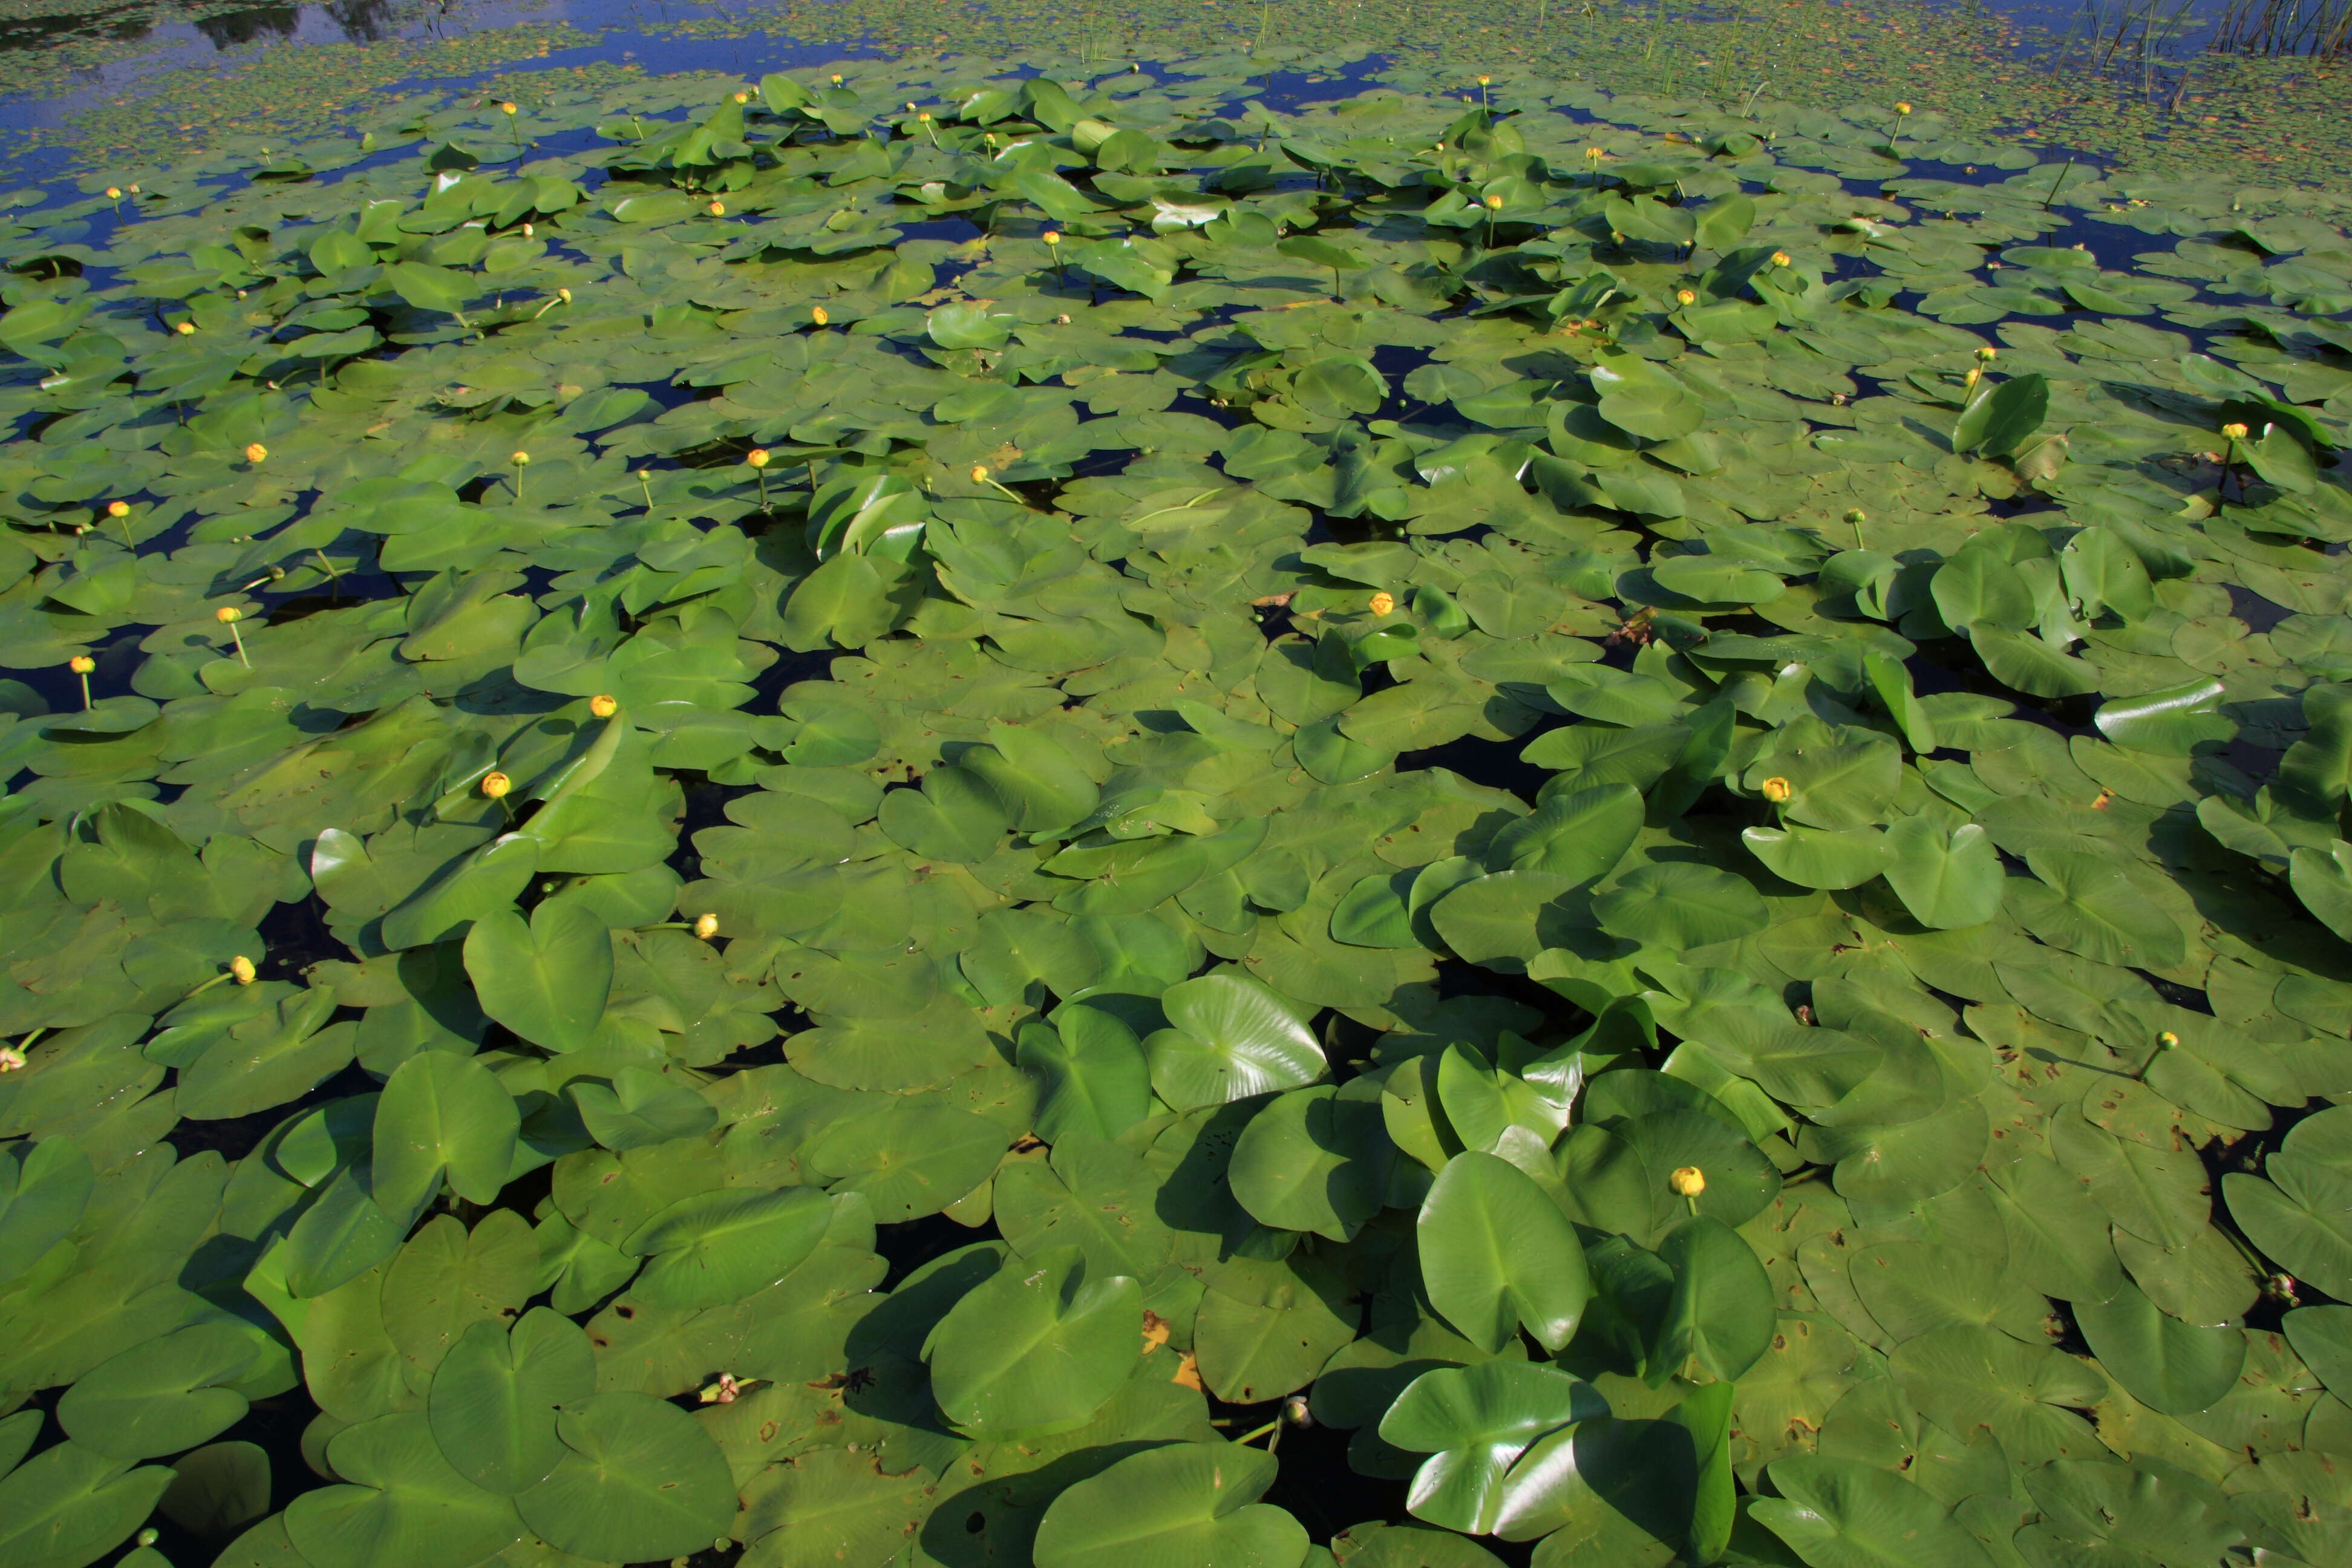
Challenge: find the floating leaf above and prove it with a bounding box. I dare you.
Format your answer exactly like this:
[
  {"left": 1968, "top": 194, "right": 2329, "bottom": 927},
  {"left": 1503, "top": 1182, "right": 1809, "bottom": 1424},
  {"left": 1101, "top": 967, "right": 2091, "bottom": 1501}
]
[
  {"left": 1033, "top": 1442, "right": 1307, "bottom": 1568},
  {"left": 1145, "top": 972, "right": 1327, "bottom": 1112},
  {"left": 924, "top": 1244, "right": 1140, "bottom": 1435},
  {"left": 462, "top": 902, "right": 613, "bottom": 1053},
  {"left": 1417, "top": 1151, "right": 1592, "bottom": 1353},
  {"left": 512, "top": 1393, "right": 734, "bottom": 1561}
]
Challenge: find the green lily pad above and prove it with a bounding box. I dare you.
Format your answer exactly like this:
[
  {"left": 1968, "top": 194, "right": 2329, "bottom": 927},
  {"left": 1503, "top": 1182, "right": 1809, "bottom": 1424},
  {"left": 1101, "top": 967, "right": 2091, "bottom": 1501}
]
[{"left": 1033, "top": 1442, "right": 1307, "bottom": 1568}]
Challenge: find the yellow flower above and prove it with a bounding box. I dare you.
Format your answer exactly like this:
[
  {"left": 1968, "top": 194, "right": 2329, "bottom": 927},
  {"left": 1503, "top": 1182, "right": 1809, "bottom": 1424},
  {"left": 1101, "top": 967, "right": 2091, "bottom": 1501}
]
[
  {"left": 229, "top": 955, "right": 256, "bottom": 985},
  {"left": 107, "top": 501, "right": 129, "bottom": 517},
  {"left": 708, "top": 200, "right": 725, "bottom": 216},
  {"left": 734, "top": 91, "right": 749, "bottom": 103},
  {"left": 1675, "top": 287, "right": 1696, "bottom": 305},
  {"left": 831, "top": 73, "right": 844, "bottom": 83},
  {"left": 511, "top": 451, "right": 530, "bottom": 466},
  {"left": 1760, "top": 776, "right": 1792, "bottom": 803},
  {"left": 694, "top": 913, "right": 720, "bottom": 941},
  {"left": 69, "top": 655, "right": 95, "bottom": 675},
  {"left": 1670, "top": 1166, "right": 1706, "bottom": 1196},
  {"left": 811, "top": 305, "right": 829, "bottom": 325},
  {"left": 480, "top": 771, "right": 512, "bottom": 799},
  {"left": 1368, "top": 590, "right": 1396, "bottom": 616},
  {"left": 1043, "top": 230, "right": 1062, "bottom": 246},
  {"left": 105, "top": 186, "right": 121, "bottom": 199},
  {"left": 2158, "top": 1030, "right": 2180, "bottom": 1049},
  {"left": 746, "top": 448, "right": 771, "bottom": 468},
  {"left": 1964, "top": 366, "right": 1981, "bottom": 389},
  {"left": 1478, "top": 74, "right": 1491, "bottom": 85},
  {"left": 1894, "top": 100, "right": 1913, "bottom": 114},
  {"left": 1975, "top": 345, "right": 1998, "bottom": 362},
  {"left": 244, "top": 442, "right": 267, "bottom": 463},
  {"left": 558, "top": 287, "right": 572, "bottom": 304},
  {"left": 175, "top": 321, "right": 195, "bottom": 335},
  {"left": 1771, "top": 250, "right": 1792, "bottom": 266},
  {"left": 2221, "top": 422, "right": 2250, "bottom": 440},
  {"left": 1485, "top": 194, "right": 1504, "bottom": 210},
  {"left": 972, "top": 465, "right": 990, "bottom": 483},
  {"left": 500, "top": 102, "right": 517, "bottom": 114},
  {"left": 521, "top": 222, "right": 534, "bottom": 237},
  {"left": 215, "top": 606, "right": 242, "bottom": 624},
  {"left": 589, "top": 694, "right": 618, "bottom": 718},
  {"left": 1843, "top": 509, "right": 1867, "bottom": 524}
]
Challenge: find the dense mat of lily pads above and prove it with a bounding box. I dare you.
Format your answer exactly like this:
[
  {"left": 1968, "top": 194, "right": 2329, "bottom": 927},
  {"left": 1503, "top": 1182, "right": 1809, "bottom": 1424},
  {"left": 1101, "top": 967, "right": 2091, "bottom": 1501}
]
[
  {"left": 22, "top": 0, "right": 2352, "bottom": 197},
  {"left": 5, "top": 49, "right": 2352, "bottom": 1568}
]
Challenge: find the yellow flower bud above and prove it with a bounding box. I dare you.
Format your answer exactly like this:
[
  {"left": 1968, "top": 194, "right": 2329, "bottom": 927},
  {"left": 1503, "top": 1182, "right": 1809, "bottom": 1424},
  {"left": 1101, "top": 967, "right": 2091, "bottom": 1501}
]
[
  {"left": 521, "top": 222, "right": 534, "bottom": 237},
  {"left": 1771, "top": 250, "right": 1792, "bottom": 266},
  {"left": 244, "top": 442, "right": 267, "bottom": 463},
  {"left": 2158, "top": 1030, "right": 2180, "bottom": 1049},
  {"left": 558, "top": 287, "right": 572, "bottom": 304},
  {"left": 1760, "top": 776, "right": 1792, "bottom": 803},
  {"left": 972, "top": 465, "right": 990, "bottom": 483},
  {"left": 747, "top": 448, "right": 771, "bottom": 468},
  {"left": 708, "top": 200, "right": 725, "bottom": 216},
  {"left": 1964, "top": 366, "right": 1981, "bottom": 389},
  {"left": 1895, "top": 100, "right": 1913, "bottom": 114},
  {"left": 175, "top": 321, "right": 195, "bottom": 335},
  {"left": 1368, "top": 590, "right": 1396, "bottom": 616},
  {"left": 694, "top": 913, "right": 720, "bottom": 941},
  {"left": 1478, "top": 74, "right": 1491, "bottom": 84},
  {"left": 511, "top": 451, "right": 530, "bottom": 466},
  {"left": 215, "top": 606, "right": 242, "bottom": 624},
  {"left": 1975, "top": 346, "right": 1997, "bottom": 362},
  {"left": 919, "top": 111, "right": 932, "bottom": 122},
  {"left": 1675, "top": 287, "right": 1696, "bottom": 305},
  {"left": 1043, "top": 230, "right": 1062, "bottom": 246},
  {"left": 106, "top": 186, "right": 121, "bottom": 199},
  {"left": 811, "top": 305, "right": 829, "bottom": 325},
  {"left": 107, "top": 501, "right": 129, "bottom": 518},
  {"left": 500, "top": 101, "right": 517, "bottom": 114},
  {"left": 1843, "top": 509, "right": 1867, "bottom": 524},
  {"left": 229, "top": 955, "right": 256, "bottom": 985},
  {"left": 480, "top": 771, "right": 512, "bottom": 799},
  {"left": 68, "top": 655, "right": 94, "bottom": 675},
  {"left": 1670, "top": 1165, "right": 1705, "bottom": 1196},
  {"left": 0, "top": 1045, "right": 24, "bottom": 1073},
  {"left": 734, "top": 91, "right": 749, "bottom": 103},
  {"left": 831, "top": 73, "right": 844, "bottom": 83},
  {"left": 2221, "top": 422, "right": 2249, "bottom": 440},
  {"left": 1485, "top": 194, "right": 1504, "bottom": 210},
  {"left": 589, "top": 694, "right": 618, "bottom": 718}
]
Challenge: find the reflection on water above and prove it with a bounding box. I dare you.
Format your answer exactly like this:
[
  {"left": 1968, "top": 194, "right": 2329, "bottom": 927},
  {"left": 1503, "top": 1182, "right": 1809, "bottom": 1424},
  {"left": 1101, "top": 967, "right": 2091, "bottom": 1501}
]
[
  {"left": 192, "top": 4, "right": 297, "bottom": 45},
  {"left": 0, "top": 0, "right": 550, "bottom": 61},
  {"left": 185, "top": 0, "right": 489, "bottom": 45}
]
